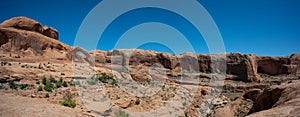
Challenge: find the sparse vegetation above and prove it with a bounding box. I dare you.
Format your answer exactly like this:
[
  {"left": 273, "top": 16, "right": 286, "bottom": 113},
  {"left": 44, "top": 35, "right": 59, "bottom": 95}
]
[
  {"left": 115, "top": 109, "right": 129, "bottom": 117},
  {"left": 98, "top": 73, "right": 117, "bottom": 86},
  {"left": 44, "top": 81, "right": 54, "bottom": 92},
  {"left": 61, "top": 100, "right": 76, "bottom": 108},
  {"left": 1, "top": 61, "right": 8, "bottom": 66},
  {"left": 135, "top": 98, "right": 140, "bottom": 105},
  {"left": 45, "top": 93, "right": 49, "bottom": 98},
  {"left": 86, "top": 78, "right": 97, "bottom": 85},
  {"left": 36, "top": 79, "right": 40, "bottom": 84},
  {"left": 62, "top": 81, "right": 68, "bottom": 87},
  {"left": 38, "top": 85, "right": 43, "bottom": 91},
  {"left": 55, "top": 81, "right": 62, "bottom": 88},
  {"left": 42, "top": 76, "right": 47, "bottom": 85},
  {"left": 9, "top": 81, "right": 17, "bottom": 90},
  {"left": 50, "top": 76, "right": 57, "bottom": 83},
  {"left": 20, "top": 84, "right": 28, "bottom": 90}
]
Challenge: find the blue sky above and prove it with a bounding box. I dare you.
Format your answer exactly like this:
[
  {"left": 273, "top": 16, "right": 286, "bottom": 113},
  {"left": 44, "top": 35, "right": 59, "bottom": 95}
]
[{"left": 0, "top": 0, "right": 299, "bottom": 56}]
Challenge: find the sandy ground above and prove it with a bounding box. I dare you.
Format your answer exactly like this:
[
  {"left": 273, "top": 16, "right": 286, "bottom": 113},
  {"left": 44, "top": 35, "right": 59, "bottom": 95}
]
[{"left": 0, "top": 92, "right": 90, "bottom": 117}]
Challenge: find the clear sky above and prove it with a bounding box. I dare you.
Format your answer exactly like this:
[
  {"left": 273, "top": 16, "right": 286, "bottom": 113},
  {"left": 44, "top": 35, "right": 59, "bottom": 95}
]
[{"left": 0, "top": 0, "right": 299, "bottom": 56}]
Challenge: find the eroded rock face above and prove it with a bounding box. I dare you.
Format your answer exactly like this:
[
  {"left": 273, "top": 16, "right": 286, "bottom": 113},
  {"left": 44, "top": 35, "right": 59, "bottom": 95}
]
[
  {"left": 42, "top": 26, "right": 58, "bottom": 40},
  {"left": 247, "top": 80, "right": 300, "bottom": 117},
  {"left": 0, "top": 16, "right": 58, "bottom": 40},
  {"left": 226, "top": 53, "right": 259, "bottom": 82}
]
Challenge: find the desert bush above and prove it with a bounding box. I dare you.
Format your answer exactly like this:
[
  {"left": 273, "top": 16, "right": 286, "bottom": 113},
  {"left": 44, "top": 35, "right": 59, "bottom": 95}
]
[
  {"left": 1, "top": 61, "right": 8, "bottom": 66},
  {"left": 115, "top": 109, "right": 129, "bottom": 117},
  {"left": 20, "top": 84, "right": 28, "bottom": 90},
  {"left": 36, "top": 79, "right": 40, "bottom": 84},
  {"left": 55, "top": 81, "right": 62, "bottom": 88},
  {"left": 135, "top": 98, "right": 140, "bottom": 105},
  {"left": 98, "top": 73, "right": 117, "bottom": 86},
  {"left": 62, "top": 81, "right": 68, "bottom": 87},
  {"left": 45, "top": 93, "right": 49, "bottom": 98},
  {"left": 61, "top": 100, "right": 76, "bottom": 108},
  {"left": 42, "top": 76, "right": 47, "bottom": 85},
  {"left": 50, "top": 76, "right": 57, "bottom": 83},
  {"left": 38, "top": 85, "right": 43, "bottom": 91},
  {"left": 9, "top": 81, "right": 17, "bottom": 90},
  {"left": 44, "top": 81, "right": 54, "bottom": 92}
]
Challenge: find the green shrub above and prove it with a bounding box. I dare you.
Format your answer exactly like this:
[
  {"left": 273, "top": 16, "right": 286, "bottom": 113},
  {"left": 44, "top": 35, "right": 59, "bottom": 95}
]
[
  {"left": 45, "top": 93, "right": 49, "bottom": 98},
  {"left": 69, "top": 82, "right": 75, "bottom": 87},
  {"left": 61, "top": 100, "right": 76, "bottom": 108},
  {"left": 42, "top": 76, "right": 47, "bottom": 85},
  {"left": 9, "top": 81, "right": 18, "bottom": 90},
  {"left": 44, "top": 81, "right": 53, "bottom": 92},
  {"left": 62, "top": 81, "right": 68, "bottom": 87},
  {"left": 0, "top": 84, "right": 3, "bottom": 89},
  {"left": 20, "top": 84, "right": 28, "bottom": 90},
  {"left": 56, "top": 81, "right": 62, "bottom": 88},
  {"left": 1, "top": 61, "right": 8, "bottom": 66},
  {"left": 50, "top": 76, "right": 57, "bottom": 83},
  {"left": 38, "top": 85, "right": 43, "bottom": 91},
  {"left": 36, "top": 79, "right": 40, "bottom": 84},
  {"left": 59, "top": 77, "right": 63, "bottom": 83},
  {"left": 98, "top": 73, "right": 117, "bottom": 86},
  {"left": 135, "top": 98, "right": 140, "bottom": 105},
  {"left": 115, "top": 109, "right": 129, "bottom": 117}
]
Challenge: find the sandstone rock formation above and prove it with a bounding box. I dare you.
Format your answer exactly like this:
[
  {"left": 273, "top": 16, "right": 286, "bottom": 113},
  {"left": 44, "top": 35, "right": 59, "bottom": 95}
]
[
  {"left": 0, "top": 16, "right": 58, "bottom": 40},
  {"left": 247, "top": 80, "right": 300, "bottom": 116}
]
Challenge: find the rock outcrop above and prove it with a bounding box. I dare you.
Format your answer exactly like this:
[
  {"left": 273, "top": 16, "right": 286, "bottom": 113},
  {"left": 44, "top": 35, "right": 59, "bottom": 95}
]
[
  {"left": 226, "top": 53, "right": 259, "bottom": 82},
  {"left": 247, "top": 80, "right": 300, "bottom": 116},
  {"left": 257, "top": 53, "right": 300, "bottom": 75},
  {"left": 0, "top": 16, "right": 58, "bottom": 40}
]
